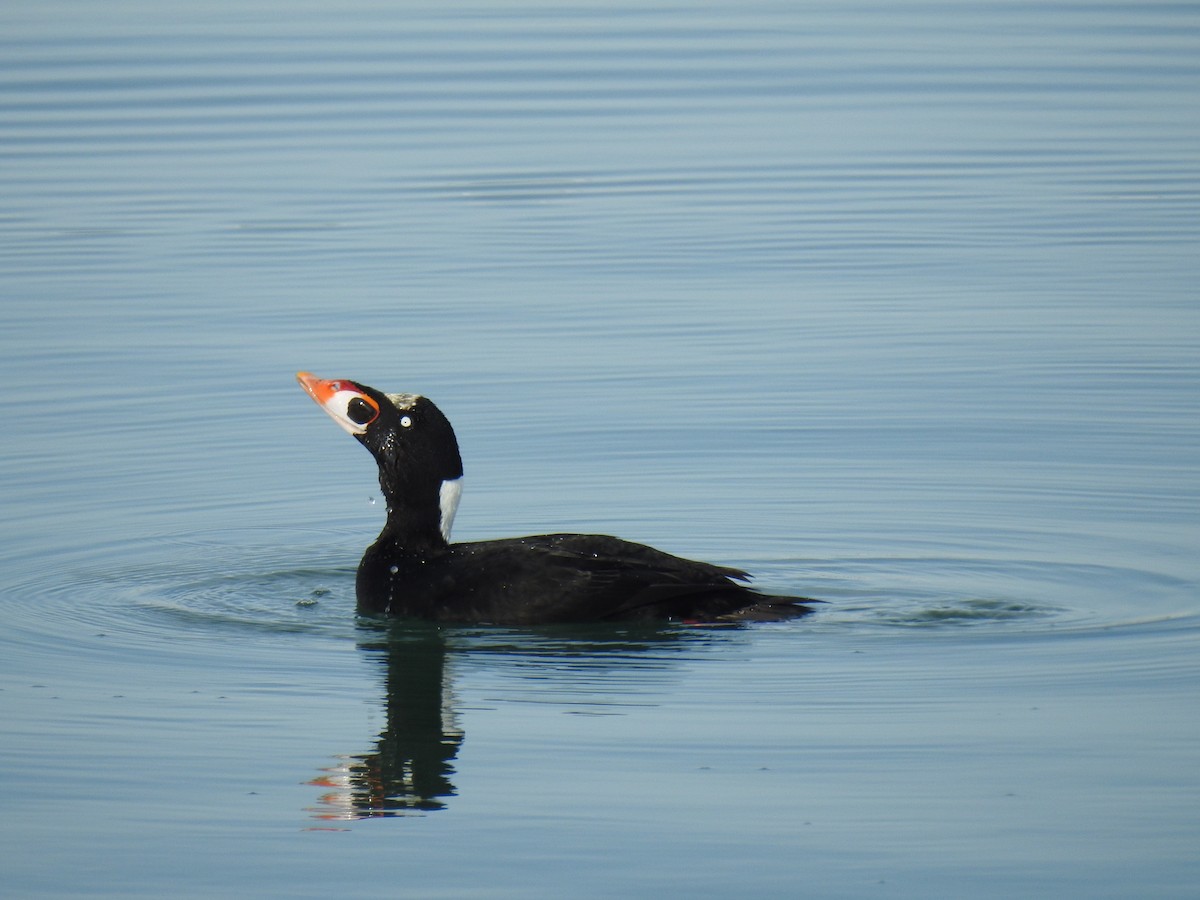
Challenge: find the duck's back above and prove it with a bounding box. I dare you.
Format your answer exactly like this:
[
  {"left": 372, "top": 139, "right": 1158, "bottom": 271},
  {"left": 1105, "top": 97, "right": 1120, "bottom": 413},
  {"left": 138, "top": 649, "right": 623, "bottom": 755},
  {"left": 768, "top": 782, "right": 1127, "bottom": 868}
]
[{"left": 357, "top": 533, "right": 815, "bottom": 625}]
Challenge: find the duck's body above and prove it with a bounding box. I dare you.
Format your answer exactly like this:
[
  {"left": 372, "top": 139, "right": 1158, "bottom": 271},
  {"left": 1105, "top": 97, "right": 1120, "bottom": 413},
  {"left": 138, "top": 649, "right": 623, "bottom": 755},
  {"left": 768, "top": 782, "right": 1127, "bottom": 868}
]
[
  {"left": 358, "top": 532, "right": 812, "bottom": 624},
  {"left": 297, "top": 372, "right": 817, "bottom": 625}
]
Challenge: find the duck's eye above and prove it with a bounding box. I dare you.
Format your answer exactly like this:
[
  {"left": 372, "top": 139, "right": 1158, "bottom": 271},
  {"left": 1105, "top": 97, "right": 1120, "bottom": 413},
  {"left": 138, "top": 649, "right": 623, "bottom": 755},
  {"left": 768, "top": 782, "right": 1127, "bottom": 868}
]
[
  {"left": 399, "top": 415, "right": 413, "bottom": 428},
  {"left": 347, "top": 396, "right": 378, "bottom": 426}
]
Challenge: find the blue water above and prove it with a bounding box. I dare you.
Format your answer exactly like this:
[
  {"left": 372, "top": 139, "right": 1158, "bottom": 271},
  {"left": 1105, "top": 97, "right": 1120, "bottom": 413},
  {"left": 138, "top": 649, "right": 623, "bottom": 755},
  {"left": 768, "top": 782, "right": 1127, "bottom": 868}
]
[{"left": 2, "top": 1, "right": 1199, "bottom": 897}]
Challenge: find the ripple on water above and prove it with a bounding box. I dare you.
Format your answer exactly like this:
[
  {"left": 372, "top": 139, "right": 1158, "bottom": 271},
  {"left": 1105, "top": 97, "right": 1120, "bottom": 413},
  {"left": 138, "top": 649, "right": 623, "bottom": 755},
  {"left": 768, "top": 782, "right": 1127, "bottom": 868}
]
[
  {"left": 0, "top": 528, "right": 363, "bottom": 668},
  {"left": 130, "top": 564, "right": 359, "bottom": 637},
  {"left": 2, "top": 526, "right": 1193, "bottom": 676},
  {"left": 749, "top": 554, "right": 1196, "bottom": 634}
]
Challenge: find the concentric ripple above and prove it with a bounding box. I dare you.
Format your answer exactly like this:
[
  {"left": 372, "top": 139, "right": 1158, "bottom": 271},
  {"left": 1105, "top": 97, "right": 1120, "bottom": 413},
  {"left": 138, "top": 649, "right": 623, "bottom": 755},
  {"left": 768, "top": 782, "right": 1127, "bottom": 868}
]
[
  {"left": 0, "top": 527, "right": 363, "bottom": 668},
  {"left": 747, "top": 554, "right": 1197, "bottom": 634},
  {"left": 2, "top": 523, "right": 1194, "bottom": 678}
]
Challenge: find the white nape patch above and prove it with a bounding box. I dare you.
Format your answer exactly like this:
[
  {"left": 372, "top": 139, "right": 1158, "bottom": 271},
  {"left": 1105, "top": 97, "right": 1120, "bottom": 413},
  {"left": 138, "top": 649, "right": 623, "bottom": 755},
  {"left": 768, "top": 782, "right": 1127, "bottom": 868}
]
[
  {"left": 439, "top": 477, "right": 463, "bottom": 542},
  {"left": 385, "top": 392, "right": 421, "bottom": 411}
]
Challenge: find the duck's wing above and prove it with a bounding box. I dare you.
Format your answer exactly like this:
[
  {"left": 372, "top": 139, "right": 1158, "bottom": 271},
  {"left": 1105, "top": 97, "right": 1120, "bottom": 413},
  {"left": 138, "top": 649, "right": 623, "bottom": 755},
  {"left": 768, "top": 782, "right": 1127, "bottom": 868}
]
[{"left": 450, "top": 534, "right": 817, "bottom": 624}]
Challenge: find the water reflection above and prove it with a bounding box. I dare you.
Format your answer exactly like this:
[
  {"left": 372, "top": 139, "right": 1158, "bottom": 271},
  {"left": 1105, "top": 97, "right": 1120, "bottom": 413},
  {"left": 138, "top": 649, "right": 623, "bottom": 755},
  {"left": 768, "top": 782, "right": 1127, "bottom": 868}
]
[
  {"left": 308, "top": 620, "right": 714, "bottom": 819},
  {"left": 308, "top": 625, "right": 462, "bottom": 819}
]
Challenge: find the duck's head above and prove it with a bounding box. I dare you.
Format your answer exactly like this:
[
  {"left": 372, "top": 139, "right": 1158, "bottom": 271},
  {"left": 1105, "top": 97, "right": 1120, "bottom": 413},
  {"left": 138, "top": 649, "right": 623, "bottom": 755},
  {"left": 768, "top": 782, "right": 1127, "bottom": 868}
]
[{"left": 296, "top": 372, "right": 463, "bottom": 543}]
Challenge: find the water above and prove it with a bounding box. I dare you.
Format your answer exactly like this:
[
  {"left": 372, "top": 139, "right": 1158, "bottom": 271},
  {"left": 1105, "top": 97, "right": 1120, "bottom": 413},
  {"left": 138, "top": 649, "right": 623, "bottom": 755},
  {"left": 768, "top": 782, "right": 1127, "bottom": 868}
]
[{"left": 2, "top": 1, "right": 1199, "bottom": 896}]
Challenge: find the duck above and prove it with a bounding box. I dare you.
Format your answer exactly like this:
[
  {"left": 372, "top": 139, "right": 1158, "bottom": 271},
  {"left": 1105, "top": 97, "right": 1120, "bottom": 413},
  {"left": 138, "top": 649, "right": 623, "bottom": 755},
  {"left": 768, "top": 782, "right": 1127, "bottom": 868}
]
[{"left": 297, "top": 372, "right": 818, "bottom": 625}]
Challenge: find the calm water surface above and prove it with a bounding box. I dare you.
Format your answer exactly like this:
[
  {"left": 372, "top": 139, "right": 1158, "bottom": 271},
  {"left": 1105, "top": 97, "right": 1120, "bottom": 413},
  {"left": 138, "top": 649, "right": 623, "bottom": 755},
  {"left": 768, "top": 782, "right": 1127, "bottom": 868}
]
[{"left": 2, "top": 2, "right": 1199, "bottom": 897}]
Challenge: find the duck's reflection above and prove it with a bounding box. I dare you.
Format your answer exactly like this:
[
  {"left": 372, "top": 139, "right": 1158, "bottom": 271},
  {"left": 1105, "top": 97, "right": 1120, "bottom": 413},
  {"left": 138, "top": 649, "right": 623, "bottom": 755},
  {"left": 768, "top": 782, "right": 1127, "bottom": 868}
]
[
  {"left": 307, "top": 621, "right": 724, "bottom": 819},
  {"left": 308, "top": 624, "right": 462, "bottom": 818}
]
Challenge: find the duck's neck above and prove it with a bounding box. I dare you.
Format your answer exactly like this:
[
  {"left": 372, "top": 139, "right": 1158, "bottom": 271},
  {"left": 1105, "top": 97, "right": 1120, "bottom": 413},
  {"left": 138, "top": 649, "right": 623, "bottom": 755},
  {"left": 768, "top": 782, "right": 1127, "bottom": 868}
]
[{"left": 374, "top": 474, "right": 461, "bottom": 556}]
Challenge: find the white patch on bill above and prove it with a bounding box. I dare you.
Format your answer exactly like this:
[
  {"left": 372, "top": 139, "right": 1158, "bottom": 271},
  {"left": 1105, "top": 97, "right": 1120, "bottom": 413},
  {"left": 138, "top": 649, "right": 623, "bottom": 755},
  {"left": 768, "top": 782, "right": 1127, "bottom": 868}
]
[{"left": 325, "top": 389, "right": 373, "bottom": 435}]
